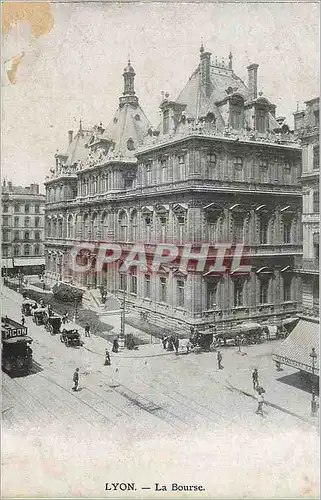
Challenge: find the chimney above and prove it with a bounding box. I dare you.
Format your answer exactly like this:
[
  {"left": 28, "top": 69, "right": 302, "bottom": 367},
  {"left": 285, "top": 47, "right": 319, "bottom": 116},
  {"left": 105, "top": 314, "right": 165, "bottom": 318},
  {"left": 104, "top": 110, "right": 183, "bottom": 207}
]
[
  {"left": 247, "top": 63, "right": 259, "bottom": 100},
  {"left": 200, "top": 45, "right": 212, "bottom": 98},
  {"left": 68, "top": 130, "right": 73, "bottom": 144},
  {"left": 30, "top": 183, "right": 39, "bottom": 194}
]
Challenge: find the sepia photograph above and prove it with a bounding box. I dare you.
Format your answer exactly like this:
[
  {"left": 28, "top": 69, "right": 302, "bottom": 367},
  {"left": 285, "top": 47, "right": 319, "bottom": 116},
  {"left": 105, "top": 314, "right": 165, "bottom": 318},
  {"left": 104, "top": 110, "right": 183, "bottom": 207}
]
[{"left": 1, "top": 1, "right": 320, "bottom": 498}]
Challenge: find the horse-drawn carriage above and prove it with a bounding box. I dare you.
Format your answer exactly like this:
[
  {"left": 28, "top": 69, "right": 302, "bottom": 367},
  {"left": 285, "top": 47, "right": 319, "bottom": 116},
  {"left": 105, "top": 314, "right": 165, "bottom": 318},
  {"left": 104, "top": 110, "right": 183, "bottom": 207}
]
[
  {"left": 212, "top": 322, "right": 264, "bottom": 348},
  {"left": 21, "top": 300, "right": 37, "bottom": 317},
  {"left": 32, "top": 307, "right": 48, "bottom": 326},
  {"left": 60, "top": 329, "right": 83, "bottom": 347},
  {"left": 44, "top": 314, "right": 62, "bottom": 335}
]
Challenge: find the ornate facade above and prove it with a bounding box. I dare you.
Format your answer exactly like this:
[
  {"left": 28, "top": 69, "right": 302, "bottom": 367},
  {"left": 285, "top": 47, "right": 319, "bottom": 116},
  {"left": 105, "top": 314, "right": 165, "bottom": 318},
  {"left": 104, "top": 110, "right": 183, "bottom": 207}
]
[
  {"left": 294, "top": 97, "right": 319, "bottom": 319},
  {"left": 45, "top": 48, "right": 303, "bottom": 333}
]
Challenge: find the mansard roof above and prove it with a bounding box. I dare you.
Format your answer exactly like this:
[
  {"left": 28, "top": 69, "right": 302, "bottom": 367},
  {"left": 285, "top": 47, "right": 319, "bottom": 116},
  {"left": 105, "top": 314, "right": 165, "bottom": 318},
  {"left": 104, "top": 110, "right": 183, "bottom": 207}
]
[
  {"left": 63, "top": 127, "right": 93, "bottom": 167},
  {"left": 102, "top": 101, "right": 152, "bottom": 157},
  {"left": 176, "top": 62, "right": 250, "bottom": 120}
]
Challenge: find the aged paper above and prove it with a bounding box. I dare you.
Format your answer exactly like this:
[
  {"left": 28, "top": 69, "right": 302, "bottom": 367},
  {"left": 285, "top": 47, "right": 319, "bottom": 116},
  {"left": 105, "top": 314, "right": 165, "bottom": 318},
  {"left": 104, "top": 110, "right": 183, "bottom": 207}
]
[{"left": 1, "top": 1, "right": 320, "bottom": 498}]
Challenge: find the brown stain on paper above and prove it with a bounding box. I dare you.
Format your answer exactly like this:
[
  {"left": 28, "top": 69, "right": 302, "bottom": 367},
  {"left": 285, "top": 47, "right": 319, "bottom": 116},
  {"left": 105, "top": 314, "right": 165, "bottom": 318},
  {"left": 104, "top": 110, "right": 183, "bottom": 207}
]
[
  {"left": 2, "top": 2, "right": 53, "bottom": 38},
  {"left": 3, "top": 2, "right": 53, "bottom": 83}
]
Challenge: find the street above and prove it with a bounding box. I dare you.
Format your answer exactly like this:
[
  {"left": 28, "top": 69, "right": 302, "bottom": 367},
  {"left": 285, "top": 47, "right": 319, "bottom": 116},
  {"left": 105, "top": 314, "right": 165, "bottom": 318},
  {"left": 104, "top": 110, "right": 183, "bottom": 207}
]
[{"left": 2, "top": 286, "right": 319, "bottom": 498}]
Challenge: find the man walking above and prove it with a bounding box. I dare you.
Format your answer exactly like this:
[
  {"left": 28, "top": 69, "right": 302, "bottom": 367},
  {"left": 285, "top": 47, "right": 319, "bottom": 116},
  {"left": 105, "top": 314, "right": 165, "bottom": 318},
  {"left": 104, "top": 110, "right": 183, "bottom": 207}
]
[
  {"left": 256, "top": 389, "right": 265, "bottom": 416},
  {"left": 84, "top": 323, "right": 90, "bottom": 337},
  {"left": 72, "top": 368, "right": 80, "bottom": 391},
  {"left": 252, "top": 368, "right": 259, "bottom": 390},
  {"left": 217, "top": 350, "right": 223, "bottom": 369},
  {"left": 173, "top": 335, "right": 179, "bottom": 355}
]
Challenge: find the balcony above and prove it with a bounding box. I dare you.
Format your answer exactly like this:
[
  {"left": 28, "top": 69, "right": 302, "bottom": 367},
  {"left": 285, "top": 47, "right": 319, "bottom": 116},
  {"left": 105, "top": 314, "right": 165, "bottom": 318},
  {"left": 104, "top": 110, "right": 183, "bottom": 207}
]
[
  {"left": 137, "top": 123, "right": 301, "bottom": 153},
  {"left": 299, "top": 258, "right": 319, "bottom": 274},
  {"left": 247, "top": 244, "right": 302, "bottom": 257}
]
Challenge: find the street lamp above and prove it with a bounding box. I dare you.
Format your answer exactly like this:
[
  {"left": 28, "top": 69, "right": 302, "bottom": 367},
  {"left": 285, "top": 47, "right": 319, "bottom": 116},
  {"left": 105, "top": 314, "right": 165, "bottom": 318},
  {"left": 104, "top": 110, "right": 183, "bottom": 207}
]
[
  {"left": 310, "top": 347, "right": 318, "bottom": 417},
  {"left": 119, "top": 290, "right": 126, "bottom": 349}
]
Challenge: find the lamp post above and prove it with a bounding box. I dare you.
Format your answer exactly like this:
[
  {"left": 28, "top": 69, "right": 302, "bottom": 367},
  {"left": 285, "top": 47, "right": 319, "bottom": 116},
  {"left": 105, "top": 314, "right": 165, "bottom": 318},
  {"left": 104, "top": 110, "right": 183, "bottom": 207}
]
[
  {"left": 310, "top": 347, "right": 318, "bottom": 417},
  {"left": 119, "top": 290, "right": 126, "bottom": 349}
]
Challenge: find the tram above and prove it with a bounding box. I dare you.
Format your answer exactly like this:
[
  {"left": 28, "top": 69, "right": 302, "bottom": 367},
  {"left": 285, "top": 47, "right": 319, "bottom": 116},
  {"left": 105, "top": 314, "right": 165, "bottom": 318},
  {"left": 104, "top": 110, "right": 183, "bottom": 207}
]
[{"left": 2, "top": 316, "right": 33, "bottom": 375}]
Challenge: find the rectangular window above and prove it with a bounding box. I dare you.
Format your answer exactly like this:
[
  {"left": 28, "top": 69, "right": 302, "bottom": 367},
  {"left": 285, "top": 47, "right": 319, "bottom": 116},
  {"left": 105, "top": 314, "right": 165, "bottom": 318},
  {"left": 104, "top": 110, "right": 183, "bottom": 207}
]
[
  {"left": 283, "top": 219, "right": 292, "bottom": 243},
  {"left": 25, "top": 217, "right": 30, "bottom": 227},
  {"left": 24, "top": 245, "right": 30, "bottom": 256},
  {"left": 3, "top": 205, "right": 8, "bottom": 213},
  {"left": 313, "top": 146, "right": 319, "bottom": 170},
  {"left": 14, "top": 231, "right": 19, "bottom": 241},
  {"left": 14, "top": 246, "right": 20, "bottom": 257},
  {"left": 234, "top": 280, "right": 243, "bottom": 307},
  {"left": 34, "top": 245, "right": 40, "bottom": 256},
  {"left": 230, "top": 108, "right": 243, "bottom": 130},
  {"left": 35, "top": 231, "right": 40, "bottom": 241},
  {"left": 161, "top": 160, "right": 168, "bottom": 183},
  {"left": 178, "top": 155, "right": 186, "bottom": 180},
  {"left": 120, "top": 273, "right": 127, "bottom": 291},
  {"left": 259, "top": 279, "right": 269, "bottom": 304},
  {"left": 25, "top": 204, "right": 30, "bottom": 214},
  {"left": 24, "top": 232, "right": 30, "bottom": 240},
  {"left": 232, "top": 216, "right": 244, "bottom": 243},
  {"left": 283, "top": 277, "right": 292, "bottom": 302},
  {"left": 314, "top": 111, "right": 320, "bottom": 127},
  {"left": 145, "top": 164, "right": 152, "bottom": 185},
  {"left": 14, "top": 217, "right": 19, "bottom": 227},
  {"left": 177, "top": 279, "right": 185, "bottom": 307},
  {"left": 260, "top": 217, "right": 269, "bottom": 244},
  {"left": 163, "top": 109, "right": 169, "bottom": 134},
  {"left": 160, "top": 216, "right": 167, "bottom": 242},
  {"left": 255, "top": 110, "right": 267, "bottom": 133},
  {"left": 159, "top": 276, "right": 167, "bottom": 303},
  {"left": 233, "top": 157, "right": 243, "bottom": 181},
  {"left": 130, "top": 270, "right": 137, "bottom": 295},
  {"left": 313, "top": 190, "right": 319, "bottom": 213},
  {"left": 144, "top": 275, "right": 151, "bottom": 298},
  {"left": 35, "top": 204, "right": 40, "bottom": 214},
  {"left": 259, "top": 159, "right": 269, "bottom": 183},
  {"left": 3, "top": 230, "right": 9, "bottom": 242},
  {"left": 2, "top": 247, "right": 8, "bottom": 257},
  {"left": 14, "top": 204, "right": 20, "bottom": 213},
  {"left": 206, "top": 281, "right": 218, "bottom": 310},
  {"left": 2, "top": 216, "right": 9, "bottom": 226},
  {"left": 35, "top": 217, "right": 40, "bottom": 228}
]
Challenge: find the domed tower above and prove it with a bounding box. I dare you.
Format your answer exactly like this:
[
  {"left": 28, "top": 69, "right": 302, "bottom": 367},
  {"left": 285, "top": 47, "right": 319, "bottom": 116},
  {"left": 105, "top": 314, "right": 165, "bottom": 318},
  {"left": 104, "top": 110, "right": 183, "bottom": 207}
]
[{"left": 119, "top": 59, "right": 139, "bottom": 108}]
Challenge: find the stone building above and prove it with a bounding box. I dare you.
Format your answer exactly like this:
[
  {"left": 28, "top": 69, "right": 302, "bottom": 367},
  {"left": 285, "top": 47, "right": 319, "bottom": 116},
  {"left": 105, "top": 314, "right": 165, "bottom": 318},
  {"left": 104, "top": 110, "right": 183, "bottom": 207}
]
[
  {"left": 2, "top": 181, "right": 45, "bottom": 275},
  {"left": 45, "top": 47, "right": 303, "bottom": 333},
  {"left": 294, "top": 97, "right": 319, "bottom": 318}
]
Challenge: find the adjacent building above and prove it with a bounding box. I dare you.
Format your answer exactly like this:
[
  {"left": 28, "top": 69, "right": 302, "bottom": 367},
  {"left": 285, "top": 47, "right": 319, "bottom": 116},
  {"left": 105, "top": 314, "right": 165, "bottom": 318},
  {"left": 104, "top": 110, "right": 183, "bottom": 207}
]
[
  {"left": 45, "top": 47, "right": 303, "bottom": 334},
  {"left": 1, "top": 181, "right": 45, "bottom": 276}
]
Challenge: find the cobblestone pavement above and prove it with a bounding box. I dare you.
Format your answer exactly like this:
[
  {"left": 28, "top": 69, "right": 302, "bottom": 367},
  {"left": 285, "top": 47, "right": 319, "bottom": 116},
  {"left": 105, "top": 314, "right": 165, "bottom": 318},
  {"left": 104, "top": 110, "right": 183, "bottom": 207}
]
[{"left": 2, "top": 286, "right": 319, "bottom": 498}]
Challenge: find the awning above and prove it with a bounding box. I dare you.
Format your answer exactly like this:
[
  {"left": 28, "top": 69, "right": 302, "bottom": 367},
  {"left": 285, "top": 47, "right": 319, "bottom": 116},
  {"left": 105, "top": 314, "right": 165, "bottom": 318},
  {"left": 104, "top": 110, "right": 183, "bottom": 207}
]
[
  {"left": 282, "top": 317, "right": 299, "bottom": 326},
  {"left": 3, "top": 336, "right": 33, "bottom": 344},
  {"left": 13, "top": 258, "right": 45, "bottom": 267},
  {"left": 272, "top": 320, "right": 320, "bottom": 374},
  {"left": 239, "top": 322, "right": 262, "bottom": 332}
]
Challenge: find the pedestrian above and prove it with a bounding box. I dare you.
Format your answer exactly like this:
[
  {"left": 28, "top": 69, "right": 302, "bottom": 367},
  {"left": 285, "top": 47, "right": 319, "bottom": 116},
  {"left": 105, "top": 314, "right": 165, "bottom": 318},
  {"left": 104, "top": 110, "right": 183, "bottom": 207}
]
[
  {"left": 217, "top": 350, "right": 223, "bottom": 369},
  {"left": 173, "top": 335, "right": 179, "bottom": 355},
  {"left": 104, "top": 349, "right": 111, "bottom": 366},
  {"left": 167, "top": 335, "right": 174, "bottom": 351},
  {"left": 84, "top": 323, "right": 90, "bottom": 337},
  {"left": 252, "top": 368, "right": 259, "bottom": 390},
  {"left": 62, "top": 311, "right": 68, "bottom": 324},
  {"left": 21, "top": 315, "right": 25, "bottom": 326},
  {"left": 255, "top": 390, "right": 265, "bottom": 416},
  {"left": 112, "top": 337, "right": 119, "bottom": 353},
  {"left": 72, "top": 368, "right": 80, "bottom": 391},
  {"left": 161, "top": 333, "right": 168, "bottom": 350}
]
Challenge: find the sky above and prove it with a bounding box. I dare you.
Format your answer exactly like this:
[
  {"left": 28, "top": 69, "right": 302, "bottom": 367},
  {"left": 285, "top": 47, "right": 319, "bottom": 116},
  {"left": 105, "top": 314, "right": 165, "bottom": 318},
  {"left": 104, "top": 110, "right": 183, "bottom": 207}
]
[{"left": 2, "top": 2, "right": 320, "bottom": 188}]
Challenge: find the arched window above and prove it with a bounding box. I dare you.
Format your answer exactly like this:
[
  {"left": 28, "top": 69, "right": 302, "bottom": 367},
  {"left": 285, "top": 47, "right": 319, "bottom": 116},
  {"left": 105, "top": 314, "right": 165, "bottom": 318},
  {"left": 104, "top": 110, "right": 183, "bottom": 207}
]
[
  {"left": 34, "top": 244, "right": 40, "bottom": 256},
  {"left": 67, "top": 215, "right": 74, "bottom": 238},
  {"left": 25, "top": 204, "right": 30, "bottom": 214},
  {"left": 58, "top": 219, "right": 63, "bottom": 238},
  {"left": 131, "top": 210, "right": 138, "bottom": 241},
  {"left": 35, "top": 231, "right": 40, "bottom": 241},
  {"left": 52, "top": 220, "right": 57, "bottom": 238},
  {"left": 47, "top": 219, "right": 52, "bottom": 237},
  {"left": 83, "top": 214, "right": 90, "bottom": 239},
  {"left": 24, "top": 244, "right": 30, "bottom": 256},
  {"left": 119, "top": 211, "right": 128, "bottom": 241},
  {"left": 14, "top": 246, "right": 20, "bottom": 257},
  {"left": 101, "top": 212, "right": 109, "bottom": 241},
  {"left": 35, "top": 204, "right": 40, "bottom": 214},
  {"left": 91, "top": 213, "right": 98, "bottom": 240}
]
